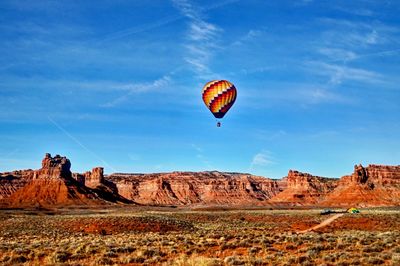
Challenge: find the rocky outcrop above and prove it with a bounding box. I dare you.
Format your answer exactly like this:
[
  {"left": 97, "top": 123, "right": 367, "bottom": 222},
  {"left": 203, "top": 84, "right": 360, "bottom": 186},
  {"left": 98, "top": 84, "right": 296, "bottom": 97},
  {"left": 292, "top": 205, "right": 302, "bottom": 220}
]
[
  {"left": 84, "top": 167, "right": 105, "bottom": 188},
  {"left": 34, "top": 153, "right": 72, "bottom": 180},
  {"left": 1, "top": 153, "right": 399, "bottom": 208},
  {"left": 269, "top": 170, "right": 338, "bottom": 205},
  {"left": 0, "top": 170, "right": 35, "bottom": 199},
  {"left": 2, "top": 154, "right": 128, "bottom": 207},
  {"left": 109, "top": 171, "right": 284, "bottom": 206},
  {"left": 321, "top": 164, "right": 400, "bottom": 207},
  {"left": 7, "top": 178, "right": 100, "bottom": 207},
  {"left": 366, "top": 164, "right": 400, "bottom": 186}
]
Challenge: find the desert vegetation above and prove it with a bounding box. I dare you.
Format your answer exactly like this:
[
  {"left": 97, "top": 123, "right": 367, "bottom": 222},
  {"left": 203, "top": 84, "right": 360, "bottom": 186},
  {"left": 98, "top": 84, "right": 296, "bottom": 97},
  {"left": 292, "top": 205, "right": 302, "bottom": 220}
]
[{"left": 0, "top": 208, "right": 399, "bottom": 265}]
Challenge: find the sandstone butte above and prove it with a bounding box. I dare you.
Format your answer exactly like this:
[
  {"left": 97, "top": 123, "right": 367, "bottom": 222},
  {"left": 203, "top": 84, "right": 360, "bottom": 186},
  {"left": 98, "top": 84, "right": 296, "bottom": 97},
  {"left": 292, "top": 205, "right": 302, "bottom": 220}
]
[{"left": 0, "top": 153, "right": 399, "bottom": 208}]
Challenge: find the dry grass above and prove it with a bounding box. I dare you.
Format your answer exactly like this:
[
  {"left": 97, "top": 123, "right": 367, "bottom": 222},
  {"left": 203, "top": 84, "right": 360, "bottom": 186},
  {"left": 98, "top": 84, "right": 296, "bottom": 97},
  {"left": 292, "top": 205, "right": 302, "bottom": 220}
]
[{"left": 0, "top": 208, "right": 399, "bottom": 265}]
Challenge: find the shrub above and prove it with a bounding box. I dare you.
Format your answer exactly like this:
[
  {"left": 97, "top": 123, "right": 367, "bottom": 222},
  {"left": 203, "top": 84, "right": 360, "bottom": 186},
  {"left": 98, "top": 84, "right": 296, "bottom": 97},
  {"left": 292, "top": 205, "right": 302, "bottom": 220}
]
[
  {"left": 249, "top": 246, "right": 261, "bottom": 254},
  {"left": 366, "top": 257, "right": 384, "bottom": 264},
  {"left": 224, "top": 255, "right": 245, "bottom": 265},
  {"left": 8, "top": 255, "right": 27, "bottom": 264},
  {"left": 94, "top": 256, "right": 114, "bottom": 265},
  {"left": 48, "top": 251, "right": 71, "bottom": 263},
  {"left": 362, "top": 246, "right": 383, "bottom": 253}
]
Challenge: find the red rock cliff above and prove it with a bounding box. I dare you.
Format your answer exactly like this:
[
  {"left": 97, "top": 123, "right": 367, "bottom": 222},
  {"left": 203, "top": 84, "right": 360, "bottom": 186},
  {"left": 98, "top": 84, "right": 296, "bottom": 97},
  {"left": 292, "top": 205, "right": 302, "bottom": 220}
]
[
  {"left": 321, "top": 164, "right": 400, "bottom": 207},
  {"left": 3, "top": 154, "right": 124, "bottom": 207},
  {"left": 2, "top": 154, "right": 399, "bottom": 207},
  {"left": 269, "top": 170, "right": 338, "bottom": 205},
  {"left": 84, "top": 167, "right": 105, "bottom": 188},
  {"left": 109, "top": 171, "right": 284, "bottom": 206},
  {"left": 33, "top": 153, "right": 72, "bottom": 180},
  {"left": 0, "top": 170, "right": 35, "bottom": 199}
]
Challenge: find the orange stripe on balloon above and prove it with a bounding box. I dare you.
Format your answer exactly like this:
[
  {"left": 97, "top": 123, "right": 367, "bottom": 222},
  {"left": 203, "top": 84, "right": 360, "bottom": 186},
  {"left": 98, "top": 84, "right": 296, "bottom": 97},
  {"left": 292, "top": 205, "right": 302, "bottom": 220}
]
[
  {"left": 203, "top": 81, "right": 231, "bottom": 107},
  {"left": 209, "top": 86, "right": 236, "bottom": 113},
  {"left": 202, "top": 80, "right": 224, "bottom": 107}
]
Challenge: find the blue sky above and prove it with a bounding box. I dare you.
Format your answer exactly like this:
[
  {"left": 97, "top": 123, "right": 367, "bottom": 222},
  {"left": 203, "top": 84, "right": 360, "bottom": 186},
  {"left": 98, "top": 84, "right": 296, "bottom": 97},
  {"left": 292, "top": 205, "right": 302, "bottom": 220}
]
[{"left": 1, "top": 0, "right": 399, "bottom": 178}]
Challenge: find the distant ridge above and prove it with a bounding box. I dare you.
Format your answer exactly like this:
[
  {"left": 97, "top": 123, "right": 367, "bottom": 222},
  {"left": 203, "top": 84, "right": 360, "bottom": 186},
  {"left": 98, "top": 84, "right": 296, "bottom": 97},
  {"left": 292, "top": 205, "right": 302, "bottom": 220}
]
[{"left": 1, "top": 154, "right": 399, "bottom": 208}]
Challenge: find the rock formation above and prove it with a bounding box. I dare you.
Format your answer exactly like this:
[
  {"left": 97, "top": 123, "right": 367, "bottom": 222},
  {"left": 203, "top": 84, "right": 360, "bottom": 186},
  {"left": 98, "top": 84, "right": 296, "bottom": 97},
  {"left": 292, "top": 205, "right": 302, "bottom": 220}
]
[
  {"left": 269, "top": 170, "right": 337, "bottom": 205},
  {"left": 34, "top": 153, "right": 72, "bottom": 179},
  {"left": 2, "top": 154, "right": 127, "bottom": 207},
  {"left": 366, "top": 164, "right": 400, "bottom": 185},
  {"left": 321, "top": 164, "right": 400, "bottom": 207},
  {"left": 84, "top": 167, "right": 105, "bottom": 188},
  {"left": 109, "top": 171, "right": 284, "bottom": 206},
  {"left": 1, "top": 153, "right": 399, "bottom": 208},
  {"left": 0, "top": 170, "right": 34, "bottom": 199}
]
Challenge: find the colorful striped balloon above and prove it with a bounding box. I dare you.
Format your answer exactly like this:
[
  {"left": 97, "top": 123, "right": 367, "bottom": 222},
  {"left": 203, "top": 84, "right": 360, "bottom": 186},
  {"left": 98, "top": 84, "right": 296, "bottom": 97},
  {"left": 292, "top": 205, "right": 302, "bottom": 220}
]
[{"left": 202, "top": 80, "right": 237, "bottom": 119}]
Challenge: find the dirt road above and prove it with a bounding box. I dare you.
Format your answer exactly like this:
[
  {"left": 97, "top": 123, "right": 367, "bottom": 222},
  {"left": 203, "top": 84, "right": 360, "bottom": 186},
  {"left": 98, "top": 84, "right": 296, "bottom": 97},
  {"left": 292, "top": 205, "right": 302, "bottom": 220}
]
[{"left": 298, "top": 213, "right": 344, "bottom": 233}]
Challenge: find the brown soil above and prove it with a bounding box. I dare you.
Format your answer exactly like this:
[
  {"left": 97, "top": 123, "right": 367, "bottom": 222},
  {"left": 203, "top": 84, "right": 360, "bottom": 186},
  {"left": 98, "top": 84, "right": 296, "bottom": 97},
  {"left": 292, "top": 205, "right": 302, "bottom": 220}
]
[
  {"left": 317, "top": 214, "right": 400, "bottom": 232},
  {"left": 1, "top": 208, "right": 399, "bottom": 265},
  {"left": 6, "top": 178, "right": 101, "bottom": 207},
  {"left": 65, "top": 216, "right": 194, "bottom": 234},
  {"left": 298, "top": 213, "right": 344, "bottom": 233}
]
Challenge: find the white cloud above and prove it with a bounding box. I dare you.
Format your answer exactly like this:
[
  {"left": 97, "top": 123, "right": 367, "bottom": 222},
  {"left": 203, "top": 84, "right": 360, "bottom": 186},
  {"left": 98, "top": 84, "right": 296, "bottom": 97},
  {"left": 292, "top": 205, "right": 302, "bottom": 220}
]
[
  {"left": 191, "top": 143, "right": 212, "bottom": 169},
  {"left": 232, "top": 29, "right": 262, "bottom": 46},
  {"left": 318, "top": 18, "right": 399, "bottom": 49},
  {"left": 101, "top": 75, "right": 171, "bottom": 107},
  {"left": 250, "top": 151, "right": 275, "bottom": 169},
  {"left": 100, "top": 15, "right": 183, "bottom": 43},
  {"left": 305, "top": 61, "right": 382, "bottom": 85},
  {"left": 334, "top": 6, "right": 374, "bottom": 17},
  {"left": 191, "top": 144, "right": 203, "bottom": 153},
  {"left": 318, "top": 48, "right": 357, "bottom": 62},
  {"left": 172, "top": 0, "right": 222, "bottom": 78},
  {"left": 100, "top": 0, "right": 238, "bottom": 43},
  {"left": 252, "top": 130, "right": 287, "bottom": 141}
]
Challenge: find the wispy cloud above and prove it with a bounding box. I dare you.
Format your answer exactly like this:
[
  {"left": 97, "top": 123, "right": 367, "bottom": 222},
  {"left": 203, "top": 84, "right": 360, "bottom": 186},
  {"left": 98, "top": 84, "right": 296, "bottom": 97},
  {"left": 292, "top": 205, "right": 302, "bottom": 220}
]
[
  {"left": 318, "top": 48, "right": 357, "bottom": 62},
  {"left": 305, "top": 61, "right": 383, "bottom": 85},
  {"left": 191, "top": 144, "right": 203, "bottom": 153},
  {"left": 240, "top": 82, "right": 351, "bottom": 109},
  {"left": 250, "top": 151, "right": 275, "bottom": 170},
  {"left": 101, "top": 75, "right": 171, "bottom": 107},
  {"left": 305, "top": 15, "right": 400, "bottom": 98},
  {"left": 99, "top": 15, "right": 183, "bottom": 44},
  {"left": 318, "top": 18, "right": 399, "bottom": 48},
  {"left": 252, "top": 130, "right": 287, "bottom": 141},
  {"left": 232, "top": 29, "right": 263, "bottom": 46},
  {"left": 334, "top": 6, "right": 374, "bottom": 17},
  {"left": 172, "top": 0, "right": 222, "bottom": 78},
  {"left": 191, "top": 143, "right": 212, "bottom": 169},
  {"left": 99, "top": 0, "right": 238, "bottom": 44}
]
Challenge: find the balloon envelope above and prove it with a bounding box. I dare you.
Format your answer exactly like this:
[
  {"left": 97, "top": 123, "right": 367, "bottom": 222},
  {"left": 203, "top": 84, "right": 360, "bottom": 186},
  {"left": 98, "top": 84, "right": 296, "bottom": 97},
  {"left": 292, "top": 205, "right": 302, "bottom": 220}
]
[{"left": 201, "top": 80, "right": 237, "bottom": 119}]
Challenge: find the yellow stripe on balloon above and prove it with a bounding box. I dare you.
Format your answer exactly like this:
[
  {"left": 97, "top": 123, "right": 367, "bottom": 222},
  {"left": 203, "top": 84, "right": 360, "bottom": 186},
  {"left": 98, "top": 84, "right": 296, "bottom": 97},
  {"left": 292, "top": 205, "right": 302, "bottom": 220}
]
[{"left": 202, "top": 80, "right": 236, "bottom": 119}]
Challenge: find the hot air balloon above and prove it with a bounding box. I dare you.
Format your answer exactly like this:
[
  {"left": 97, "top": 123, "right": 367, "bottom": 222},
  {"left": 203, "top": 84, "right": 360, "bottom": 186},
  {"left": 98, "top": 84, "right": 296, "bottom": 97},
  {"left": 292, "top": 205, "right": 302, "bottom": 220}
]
[{"left": 201, "top": 80, "right": 237, "bottom": 127}]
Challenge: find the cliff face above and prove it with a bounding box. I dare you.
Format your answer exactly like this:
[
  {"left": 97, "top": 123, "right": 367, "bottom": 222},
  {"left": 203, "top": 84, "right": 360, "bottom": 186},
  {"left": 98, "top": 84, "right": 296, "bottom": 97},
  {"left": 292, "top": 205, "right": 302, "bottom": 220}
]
[
  {"left": 34, "top": 153, "right": 72, "bottom": 179},
  {"left": 3, "top": 154, "right": 126, "bottom": 207},
  {"left": 321, "top": 164, "right": 400, "bottom": 207},
  {"left": 0, "top": 170, "right": 35, "bottom": 199},
  {"left": 1, "top": 154, "right": 400, "bottom": 207},
  {"left": 84, "top": 167, "right": 105, "bottom": 188},
  {"left": 366, "top": 165, "right": 400, "bottom": 186},
  {"left": 110, "top": 171, "right": 284, "bottom": 206},
  {"left": 269, "top": 170, "right": 338, "bottom": 205}
]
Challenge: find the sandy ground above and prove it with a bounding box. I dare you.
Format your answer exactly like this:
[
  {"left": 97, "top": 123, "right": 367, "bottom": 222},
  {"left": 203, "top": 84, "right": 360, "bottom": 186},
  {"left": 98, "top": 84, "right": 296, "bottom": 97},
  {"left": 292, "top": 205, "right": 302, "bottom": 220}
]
[
  {"left": 0, "top": 207, "right": 399, "bottom": 265},
  {"left": 298, "top": 213, "right": 344, "bottom": 233}
]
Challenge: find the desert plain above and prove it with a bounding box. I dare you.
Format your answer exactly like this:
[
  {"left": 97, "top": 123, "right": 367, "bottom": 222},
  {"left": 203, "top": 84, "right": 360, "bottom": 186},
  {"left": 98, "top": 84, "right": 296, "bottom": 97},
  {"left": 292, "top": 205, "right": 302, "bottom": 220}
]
[
  {"left": 1, "top": 206, "right": 400, "bottom": 265},
  {"left": 1, "top": 154, "right": 400, "bottom": 265}
]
